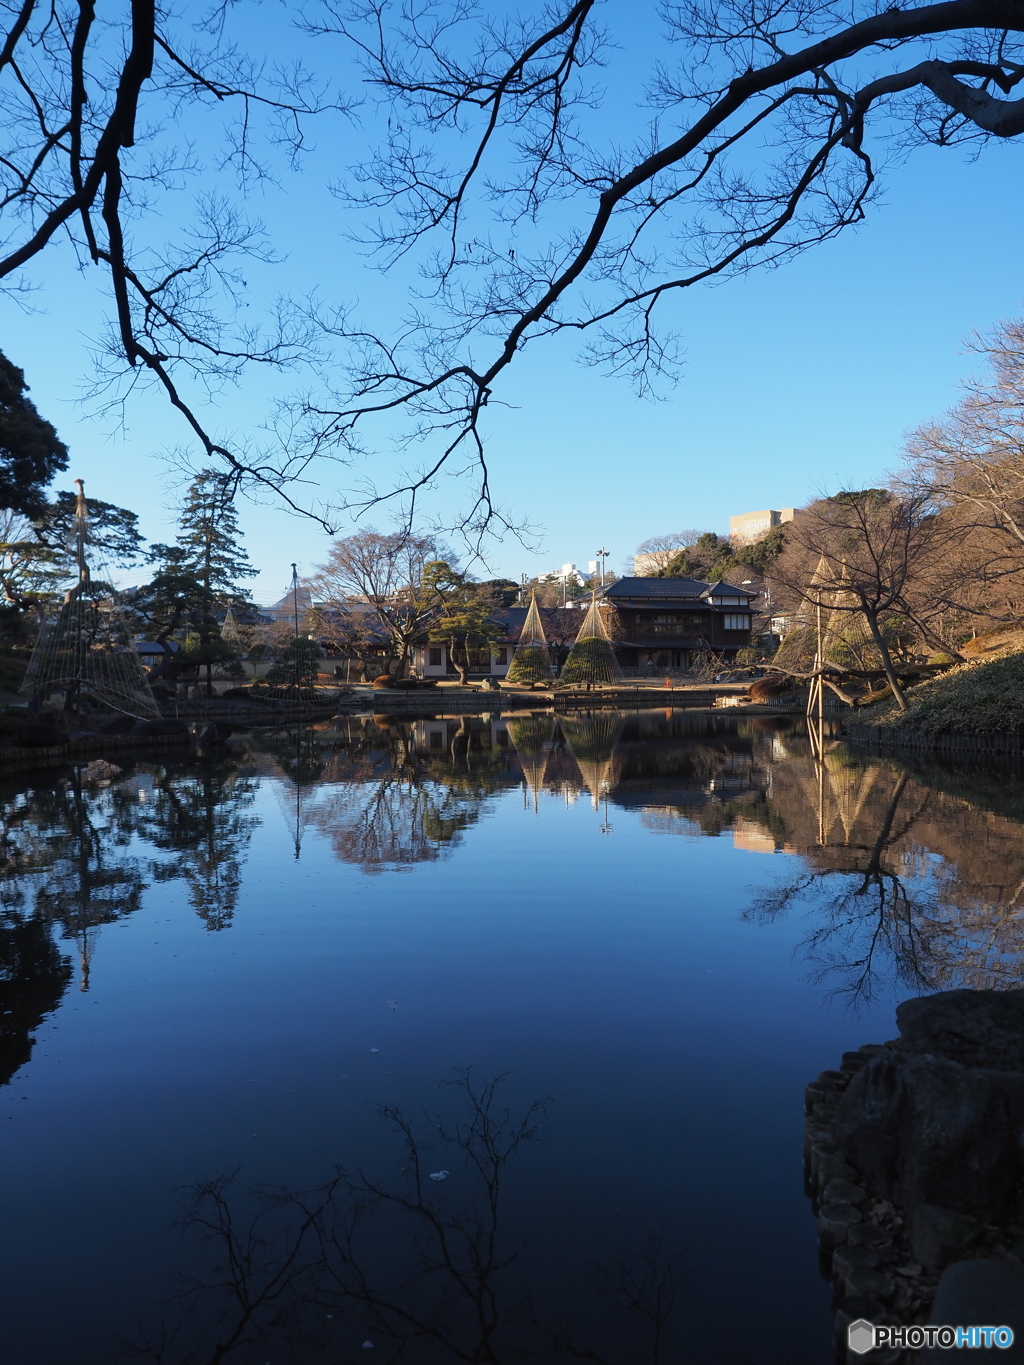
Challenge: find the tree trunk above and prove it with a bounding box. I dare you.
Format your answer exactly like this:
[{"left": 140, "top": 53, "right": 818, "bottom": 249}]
[
  {"left": 450, "top": 637, "right": 469, "bottom": 685},
  {"left": 862, "top": 603, "right": 908, "bottom": 712}
]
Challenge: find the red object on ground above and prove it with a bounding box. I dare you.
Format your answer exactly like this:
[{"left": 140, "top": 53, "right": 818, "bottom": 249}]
[{"left": 664, "top": 677, "right": 671, "bottom": 688}]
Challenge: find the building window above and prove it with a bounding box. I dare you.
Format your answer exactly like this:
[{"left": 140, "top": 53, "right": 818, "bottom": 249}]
[
  {"left": 428, "top": 647, "right": 442, "bottom": 667},
  {"left": 495, "top": 647, "right": 508, "bottom": 665},
  {"left": 723, "top": 614, "right": 750, "bottom": 631},
  {"left": 429, "top": 730, "right": 444, "bottom": 750},
  {"left": 637, "top": 613, "right": 685, "bottom": 635}
]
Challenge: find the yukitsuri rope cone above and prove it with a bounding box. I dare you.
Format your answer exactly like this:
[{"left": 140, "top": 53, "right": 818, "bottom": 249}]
[
  {"left": 773, "top": 554, "right": 876, "bottom": 676},
  {"left": 558, "top": 594, "right": 622, "bottom": 688},
  {"left": 20, "top": 480, "right": 159, "bottom": 717},
  {"left": 250, "top": 636, "right": 326, "bottom": 701},
  {"left": 505, "top": 594, "right": 553, "bottom": 687}
]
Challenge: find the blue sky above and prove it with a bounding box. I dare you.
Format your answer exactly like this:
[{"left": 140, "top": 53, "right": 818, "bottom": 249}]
[{"left": 3, "top": 10, "right": 1023, "bottom": 604}]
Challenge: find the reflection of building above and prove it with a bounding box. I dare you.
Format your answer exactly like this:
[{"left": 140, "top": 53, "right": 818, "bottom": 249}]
[
  {"left": 598, "top": 576, "right": 757, "bottom": 670},
  {"left": 729, "top": 508, "right": 794, "bottom": 545},
  {"left": 410, "top": 717, "right": 510, "bottom": 753},
  {"left": 731, "top": 820, "right": 778, "bottom": 854}
]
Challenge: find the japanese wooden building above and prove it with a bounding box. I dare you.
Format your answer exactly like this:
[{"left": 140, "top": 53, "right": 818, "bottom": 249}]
[{"left": 597, "top": 576, "right": 757, "bottom": 670}]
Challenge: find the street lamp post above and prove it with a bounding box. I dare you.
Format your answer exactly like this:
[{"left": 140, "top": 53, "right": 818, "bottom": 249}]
[{"left": 291, "top": 563, "right": 300, "bottom": 690}]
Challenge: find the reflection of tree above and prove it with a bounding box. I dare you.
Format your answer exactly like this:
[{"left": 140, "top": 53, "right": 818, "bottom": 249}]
[
  {"left": 127, "top": 1074, "right": 688, "bottom": 1365},
  {"left": 14, "top": 765, "right": 148, "bottom": 987},
  {"left": 746, "top": 753, "right": 1024, "bottom": 1004},
  {"left": 309, "top": 719, "right": 517, "bottom": 874},
  {"left": 0, "top": 908, "right": 72, "bottom": 1087},
  {"left": 140, "top": 761, "right": 260, "bottom": 932}
]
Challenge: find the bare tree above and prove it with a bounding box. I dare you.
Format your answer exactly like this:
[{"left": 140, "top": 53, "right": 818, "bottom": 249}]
[
  {"left": 0, "top": 0, "right": 351, "bottom": 522},
  {"left": 772, "top": 491, "right": 970, "bottom": 710},
  {"left": 633, "top": 533, "right": 702, "bottom": 576},
  {"left": 288, "top": 0, "right": 1024, "bottom": 528},
  {"left": 902, "top": 315, "right": 1024, "bottom": 627},
  {"left": 10, "top": 2, "right": 1024, "bottom": 532},
  {"left": 308, "top": 530, "right": 445, "bottom": 676}
]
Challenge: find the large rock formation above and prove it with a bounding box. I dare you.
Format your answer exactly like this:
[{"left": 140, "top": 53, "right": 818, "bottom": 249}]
[{"left": 835, "top": 992, "right": 1024, "bottom": 1228}]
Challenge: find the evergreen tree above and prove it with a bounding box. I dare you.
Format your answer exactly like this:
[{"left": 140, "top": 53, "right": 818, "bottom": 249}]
[
  {"left": 152, "top": 471, "right": 257, "bottom": 694},
  {"left": 0, "top": 352, "right": 69, "bottom": 519}
]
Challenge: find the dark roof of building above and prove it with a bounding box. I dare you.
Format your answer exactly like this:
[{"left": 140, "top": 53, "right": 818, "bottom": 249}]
[{"left": 600, "top": 576, "right": 756, "bottom": 602}]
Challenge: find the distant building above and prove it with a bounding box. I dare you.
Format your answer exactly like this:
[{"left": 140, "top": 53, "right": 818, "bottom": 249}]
[
  {"left": 729, "top": 508, "right": 794, "bottom": 545},
  {"left": 546, "top": 561, "right": 595, "bottom": 586}
]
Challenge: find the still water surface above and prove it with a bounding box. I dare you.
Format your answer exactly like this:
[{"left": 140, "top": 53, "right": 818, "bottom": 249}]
[{"left": 2, "top": 710, "right": 1023, "bottom": 1364}]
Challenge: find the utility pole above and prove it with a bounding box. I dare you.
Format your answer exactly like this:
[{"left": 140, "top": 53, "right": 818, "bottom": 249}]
[
  {"left": 595, "top": 547, "right": 609, "bottom": 588},
  {"left": 291, "top": 563, "right": 300, "bottom": 690}
]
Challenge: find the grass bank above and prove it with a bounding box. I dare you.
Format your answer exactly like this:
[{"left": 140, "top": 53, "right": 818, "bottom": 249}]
[{"left": 856, "top": 651, "right": 1024, "bottom": 735}]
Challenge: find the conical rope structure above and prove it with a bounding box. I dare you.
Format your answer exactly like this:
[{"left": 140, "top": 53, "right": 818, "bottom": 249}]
[
  {"left": 220, "top": 606, "right": 243, "bottom": 654},
  {"left": 558, "top": 594, "right": 621, "bottom": 688},
  {"left": 774, "top": 554, "right": 877, "bottom": 676},
  {"left": 20, "top": 481, "right": 158, "bottom": 717},
  {"left": 250, "top": 636, "right": 326, "bottom": 701},
  {"left": 505, "top": 593, "right": 553, "bottom": 687},
  {"left": 505, "top": 713, "right": 557, "bottom": 811}
]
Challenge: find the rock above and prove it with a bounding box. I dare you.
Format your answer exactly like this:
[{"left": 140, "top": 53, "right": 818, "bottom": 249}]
[
  {"left": 835, "top": 1297, "right": 885, "bottom": 1351},
  {"left": 845, "top": 1267, "right": 895, "bottom": 1302},
  {"left": 921, "top": 1260, "right": 1024, "bottom": 1360},
  {"left": 825, "top": 1180, "right": 867, "bottom": 1206},
  {"left": 98, "top": 716, "right": 136, "bottom": 734},
  {"left": 847, "top": 1223, "right": 893, "bottom": 1253},
  {"left": 833, "top": 1050, "right": 1018, "bottom": 1224},
  {"left": 833, "top": 1243, "right": 881, "bottom": 1287},
  {"left": 818, "top": 1157, "right": 860, "bottom": 1187},
  {"left": 897, "top": 991, "right": 1024, "bottom": 1072},
  {"left": 820, "top": 1202, "right": 862, "bottom": 1248},
  {"left": 911, "top": 1203, "right": 983, "bottom": 1272},
  {"left": 14, "top": 723, "right": 67, "bottom": 747},
  {"left": 129, "top": 718, "right": 189, "bottom": 737},
  {"left": 199, "top": 721, "right": 233, "bottom": 745}
]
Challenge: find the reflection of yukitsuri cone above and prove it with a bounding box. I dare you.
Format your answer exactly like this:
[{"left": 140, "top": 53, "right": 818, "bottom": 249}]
[
  {"left": 559, "top": 595, "right": 621, "bottom": 688},
  {"left": 506, "top": 594, "right": 553, "bottom": 686},
  {"left": 559, "top": 713, "right": 624, "bottom": 809},
  {"left": 823, "top": 754, "right": 879, "bottom": 846},
  {"left": 506, "top": 713, "right": 556, "bottom": 811},
  {"left": 20, "top": 480, "right": 158, "bottom": 716}
]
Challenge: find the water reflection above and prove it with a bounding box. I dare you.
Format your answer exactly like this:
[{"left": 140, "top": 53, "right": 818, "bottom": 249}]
[
  {"left": 7, "top": 711, "right": 1024, "bottom": 1362},
  {"left": 127, "top": 1073, "right": 687, "bottom": 1365}
]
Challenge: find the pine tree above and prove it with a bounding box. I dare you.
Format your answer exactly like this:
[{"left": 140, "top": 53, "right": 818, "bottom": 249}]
[{"left": 160, "top": 471, "right": 257, "bottom": 694}]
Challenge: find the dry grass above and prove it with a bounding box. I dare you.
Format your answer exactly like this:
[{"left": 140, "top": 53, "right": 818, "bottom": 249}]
[{"left": 858, "top": 651, "right": 1024, "bottom": 734}]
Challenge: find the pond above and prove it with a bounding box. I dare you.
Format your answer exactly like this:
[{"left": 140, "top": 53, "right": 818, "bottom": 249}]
[{"left": 2, "top": 709, "right": 1024, "bottom": 1364}]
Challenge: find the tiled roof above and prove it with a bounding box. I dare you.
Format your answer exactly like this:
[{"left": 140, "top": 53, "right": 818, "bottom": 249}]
[
  {"left": 602, "top": 576, "right": 709, "bottom": 599},
  {"left": 602, "top": 576, "right": 756, "bottom": 602}
]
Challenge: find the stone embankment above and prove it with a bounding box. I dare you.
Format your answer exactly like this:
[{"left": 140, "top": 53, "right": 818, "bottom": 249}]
[
  {"left": 845, "top": 724, "right": 1024, "bottom": 757},
  {"left": 806, "top": 992, "right": 1024, "bottom": 1360}
]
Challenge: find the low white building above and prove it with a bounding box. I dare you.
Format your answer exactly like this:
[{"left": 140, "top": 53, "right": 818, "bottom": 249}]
[{"left": 410, "top": 643, "right": 512, "bottom": 678}]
